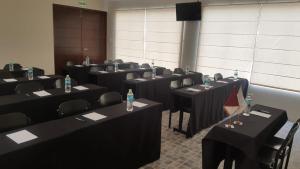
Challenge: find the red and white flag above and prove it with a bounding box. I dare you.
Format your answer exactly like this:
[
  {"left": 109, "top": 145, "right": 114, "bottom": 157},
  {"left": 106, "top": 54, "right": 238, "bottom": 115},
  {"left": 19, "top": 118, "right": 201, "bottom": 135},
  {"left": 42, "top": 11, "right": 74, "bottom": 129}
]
[{"left": 224, "top": 86, "right": 246, "bottom": 116}]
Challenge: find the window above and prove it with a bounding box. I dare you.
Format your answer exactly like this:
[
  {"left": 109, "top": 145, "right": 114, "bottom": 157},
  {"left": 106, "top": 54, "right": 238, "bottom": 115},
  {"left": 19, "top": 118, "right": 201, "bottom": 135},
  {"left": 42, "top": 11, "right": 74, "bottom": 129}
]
[
  {"left": 197, "top": 4, "right": 260, "bottom": 79},
  {"left": 251, "top": 3, "right": 300, "bottom": 91},
  {"left": 114, "top": 8, "right": 182, "bottom": 70}
]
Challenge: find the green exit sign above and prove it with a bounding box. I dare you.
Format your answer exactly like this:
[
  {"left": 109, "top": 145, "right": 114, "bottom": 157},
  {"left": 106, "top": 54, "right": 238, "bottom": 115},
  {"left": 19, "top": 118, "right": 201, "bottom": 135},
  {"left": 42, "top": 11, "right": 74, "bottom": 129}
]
[{"left": 78, "top": 0, "right": 87, "bottom": 6}]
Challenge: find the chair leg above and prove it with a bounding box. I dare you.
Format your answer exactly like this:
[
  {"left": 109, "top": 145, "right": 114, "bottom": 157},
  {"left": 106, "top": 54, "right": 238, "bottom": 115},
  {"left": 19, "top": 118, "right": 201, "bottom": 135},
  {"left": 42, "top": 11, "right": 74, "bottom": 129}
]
[
  {"left": 284, "top": 141, "right": 293, "bottom": 169},
  {"left": 179, "top": 110, "right": 184, "bottom": 131},
  {"left": 168, "top": 111, "right": 172, "bottom": 128}
]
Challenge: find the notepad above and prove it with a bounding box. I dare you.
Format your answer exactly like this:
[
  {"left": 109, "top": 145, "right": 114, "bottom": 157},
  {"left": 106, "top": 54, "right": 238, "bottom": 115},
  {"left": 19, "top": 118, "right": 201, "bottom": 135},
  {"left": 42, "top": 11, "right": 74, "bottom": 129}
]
[
  {"left": 21, "top": 67, "right": 29, "bottom": 70},
  {"left": 3, "top": 78, "right": 17, "bottom": 82},
  {"left": 155, "top": 76, "right": 164, "bottom": 79},
  {"left": 98, "top": 71, "right": 108, "bottom": 73},
  {"left": 73, "top": 86, "right": 89, "bottom": 91},
  {"left": 186, "top": 88, "right": 201, "bottom": 92},
  {"left": 250, "top": 110, "right": 271, "bottom": 118},
  {"left": 228, "top": 77, "right": 239, "bottom": 81},
  {"left": 6, "top": 130, "right": 38, "bottom": 144},
  {"left": 133, "top": 101, "right": 148, "bottom": 108},
  {"left": 172, "top": 73, "right": 182, "bottom": 76},
  {"left": 117, "top": 69, "right": 125, "bottom": 72},
  {"left": 90, "top": 64, "right": 98, "bottom": 66},
  {"left": 200, "top": 85, "right": 214, "bottom": 89},
  {"left": 135, "top": 78, "right": 147, "bottom": 81},
  {"left": 33, "top": 90, "right": 51, "bottom": 97},
  {"left": 82, "top": 112, "right": 107, "bottom": 121},
  {"left": 217, "top": 80, "right": 229, "bottom": 84},
  {"left": 38, "top": 76, "right": 50, "bottom": 79},
  {"left": 74, "top": 65, "right": 83, "bottom": 67}
]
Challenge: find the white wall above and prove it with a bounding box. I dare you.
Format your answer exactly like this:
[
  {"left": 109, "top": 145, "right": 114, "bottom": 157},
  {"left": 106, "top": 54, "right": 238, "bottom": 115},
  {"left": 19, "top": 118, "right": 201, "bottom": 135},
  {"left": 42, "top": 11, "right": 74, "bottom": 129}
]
[{"left": 0, "top": 0, "right": 107, "bottom": 74}]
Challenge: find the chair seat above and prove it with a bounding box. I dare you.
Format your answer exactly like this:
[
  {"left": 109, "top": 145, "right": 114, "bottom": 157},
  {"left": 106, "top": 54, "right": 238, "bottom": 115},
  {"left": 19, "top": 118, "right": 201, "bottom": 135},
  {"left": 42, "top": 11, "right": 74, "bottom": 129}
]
[
  {"left": 259, "top": 145, "right": 289, "bottom": 169},
  {"left": 265, "top": 136, "right": 285, "bottom": 151}
]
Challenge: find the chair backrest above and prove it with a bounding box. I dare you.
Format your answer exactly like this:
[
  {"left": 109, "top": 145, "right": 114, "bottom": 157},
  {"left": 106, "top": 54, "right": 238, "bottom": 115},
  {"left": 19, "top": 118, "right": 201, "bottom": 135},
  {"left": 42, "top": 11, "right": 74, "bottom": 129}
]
[
  {"left": 104, "top": 59, "right": 113, "bottom": 64},
  {"left": 183, "top": 78, "right": 193, "bottom": 87},
  {"left": 3, "top": 63, "right": 22, "bottom": 71},
  {"left": 98, "top": 92, "right": 122, "bottom": 107},
  {"left": 66, "top": 61, "right": 74, "bottom": 67},
  {"left": 54, "top": 78, "right": 78, "bottom": 89},
  {"left": 106, "top": 65, "right": 114, "bottom": 71},
  {"left": 113, "top": 59, "right": 124, "bottom": 64},
  {"left": 0, "top": 71, "right": 13, "bottom": 78},
  {"left": 126, "top": 73, "right": 139, "bottom": 80},
  {"left": 143, "top": 71, "right": 152, "bottom": 78},
  {"left": 141, "top": 63, "right": 151, "bottom": 69},
  {"left": 214, "top": 73, "right": 223, "bottom": 81},
  {"left": 170, "top": 80, "right": 182, "bottom": 89},
  {"left": 90, "top": 66, "right": 103, "bottom": 72},
  {"left": 163, "top": 69, "right": 172, "bottom": 75},
  {"left": 129, "top": 63, "right": 139, "bottom": 69},
  {"left": 57, "top": 99, "right": 91, "bottom": 117},
  {"left": 15, "top": 82, "right": 44, "bottom": 94},
  {"left": 0, "top": 112, "right": 31, "bottom": 132},
  {"left": 174, "top": 68, "right": 185, "bottom": 75},
  {"left": 24, "top": 68, "right": 45, "bottom": 78}
]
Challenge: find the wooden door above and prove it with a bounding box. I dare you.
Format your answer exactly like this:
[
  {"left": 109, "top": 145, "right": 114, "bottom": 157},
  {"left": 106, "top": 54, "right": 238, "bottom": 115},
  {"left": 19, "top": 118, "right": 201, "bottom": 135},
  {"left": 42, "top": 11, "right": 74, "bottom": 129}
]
[{"left": 53, "top": 4, "right": 107, "bottom": 74}]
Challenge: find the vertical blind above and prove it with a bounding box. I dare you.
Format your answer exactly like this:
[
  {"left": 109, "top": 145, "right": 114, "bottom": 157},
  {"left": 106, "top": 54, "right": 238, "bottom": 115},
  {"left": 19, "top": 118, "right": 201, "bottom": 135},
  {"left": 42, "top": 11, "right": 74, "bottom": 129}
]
[
  {"left": 197, "top": 4, "right": 260, "bottom": 79},
  {"left": 114, "top": 8, "right": 182, "bottom": 70},
  {"left": 251, "top": 3, "right": 300, "bottom": 91}
]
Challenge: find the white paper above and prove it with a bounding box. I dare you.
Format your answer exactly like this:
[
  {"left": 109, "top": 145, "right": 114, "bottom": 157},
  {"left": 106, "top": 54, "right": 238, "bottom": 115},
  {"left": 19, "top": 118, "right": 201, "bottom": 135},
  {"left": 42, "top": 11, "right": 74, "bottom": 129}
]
[
  {"left": 200, "top": 84, "right": 214, "bottom": 89},
  {"left": 133, "top": 101, "right": 148, "bottom": 108},
  {"left": 172, "top": 73, "right": 182, "bottom": 76},
  {"left": 250, "top": 110, "right": 271, "bottom": 118},
  {"left": 90, "top": 64, "right": 98, "bottom": 66},
  {"left": 117, "top": 69, "right": 125, "bottom": 72},
  {"left": 82, "top": 112, "right": 107, "bottom": 121},
  {"left": 135, "top": 78, "right": 147, "bottom": 81},
  {"left": 98, "top": 71, "right": 108, "bottom": 73},
  {"left": 3, "top": 78, "right": 17, "bottom": 82},
  {"left": 33, "top": 90, "right": 51, "bottom": 97},
  {"left": 21, "top": 67, "right": 29, "bottom": 70},
  {"left": 73, "top": 86, "right": 89, "bottom": 91},
  {"left": 38, "top": 76, "right": 50, "bottom": 79},
  {"left": 74, "top": 65, "right": 83, "bottom": 67},
  {"left": 186, "top": 88, "right": 201, "bottom": 92},
  {"left": 217, "top": 80, "right": 228, "bottom": 84},
  {"left": 6, "top": 130, "right": 38, "bottom": 144},
  {"left": 155, "top": 76, "right": 164, "bottom": 79}
]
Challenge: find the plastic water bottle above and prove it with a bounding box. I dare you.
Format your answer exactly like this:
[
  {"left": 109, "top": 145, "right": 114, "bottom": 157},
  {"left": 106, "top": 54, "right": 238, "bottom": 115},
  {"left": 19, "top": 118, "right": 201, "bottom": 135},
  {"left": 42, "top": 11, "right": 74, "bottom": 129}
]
[
  {"left": 27, "top": 67, "right": 34, "bottom": 80},
  {"left": 114, "top": 63, "right": 118, "bottom": 72},
  {"left": 9, "top": 63, "right": 14, "bottom": 71},
  {"left": 85, "top": 56, "right": 90, "bottom": 66},
  {"left": 234, "top": 69, "right": 238, "bottom": 79},
  {"left": 152, "top": 67, "right": 156, "bottom": 79},
  {"left": 126, "top": 89, "right": 134, "bottom": 112},
  {"left": 185, "top": 66, "right": 189, "bottom": 74},
  {"left": 65, "top": 75, "right": 71, "bottom": 93}
]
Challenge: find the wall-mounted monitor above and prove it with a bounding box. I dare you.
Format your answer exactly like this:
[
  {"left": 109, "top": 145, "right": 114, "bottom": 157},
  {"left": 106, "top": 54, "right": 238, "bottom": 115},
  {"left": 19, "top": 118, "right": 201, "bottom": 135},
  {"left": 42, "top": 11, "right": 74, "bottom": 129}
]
[{"left": 176, "top": 2, "right": 201, "bottom": 21}]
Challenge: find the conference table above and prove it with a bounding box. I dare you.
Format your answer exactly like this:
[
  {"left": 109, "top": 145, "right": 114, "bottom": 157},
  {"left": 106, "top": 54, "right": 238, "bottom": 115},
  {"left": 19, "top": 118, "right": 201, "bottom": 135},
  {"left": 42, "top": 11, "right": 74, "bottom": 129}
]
[
  {"left": 0, "top": 84, "right": 107, "bottom": 123},
  {"left": 0, "top": 67, "right": 44, "bottom": 78},
  {"left": 170, "top": 77, "right": 249, "bottom": 137},
  {"left": 89, "top": 68, "right": 153, "bottom": 94},
  {"left": 124, "top": 72, "right": 203, "bottom": 110},
  {"left": 0, "top": 75, "right": 63, "bottom": 96},
  {"left": 202, "top": 105, "right": 288, "bottom": 169},
  {"left": 0, "top": 98, "right": 163, "bottom": 169}
]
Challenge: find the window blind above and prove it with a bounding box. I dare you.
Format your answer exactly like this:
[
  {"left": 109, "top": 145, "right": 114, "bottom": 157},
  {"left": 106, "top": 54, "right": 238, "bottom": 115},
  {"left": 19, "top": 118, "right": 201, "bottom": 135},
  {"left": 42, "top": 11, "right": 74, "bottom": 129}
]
[
  {"left": 197, "top": 4, "right": 260, "bottom": 79},
  {"left": 251, "top": 3, "right": 300, "bottom": 91}
]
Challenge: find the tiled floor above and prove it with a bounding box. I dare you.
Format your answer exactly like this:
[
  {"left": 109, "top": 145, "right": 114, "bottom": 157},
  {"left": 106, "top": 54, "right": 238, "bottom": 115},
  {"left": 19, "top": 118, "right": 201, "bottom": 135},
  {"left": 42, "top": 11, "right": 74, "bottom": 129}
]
[{"left": 140, "top": 111, "right": 300, "bottom": 169}]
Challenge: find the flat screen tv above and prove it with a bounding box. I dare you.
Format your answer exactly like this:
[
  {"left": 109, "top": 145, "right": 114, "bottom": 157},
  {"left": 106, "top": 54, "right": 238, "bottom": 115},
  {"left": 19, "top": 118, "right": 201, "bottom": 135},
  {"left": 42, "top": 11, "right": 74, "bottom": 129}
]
[{"left": 176, "top": 2, "right": 201, "bottom": 21}]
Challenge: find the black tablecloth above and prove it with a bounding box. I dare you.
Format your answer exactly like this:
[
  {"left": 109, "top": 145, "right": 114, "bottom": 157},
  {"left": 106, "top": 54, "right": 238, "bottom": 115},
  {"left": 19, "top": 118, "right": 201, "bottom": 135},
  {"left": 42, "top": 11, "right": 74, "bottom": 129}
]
[
  {"left": 124, "top": 72, "right": 203, "bottom": 110},
  {"left": 171, "top": 78, "right": 249, "bottom": 137},
  {"left": 0, "top": 98, "right": 162, "bottom": 169},
  {"left": 0, "top": 67, "right": 44, "bottom": 78},
  {"left": 0, "top": 84, "right": 107, "bottom": 123},
  {"left": 202, "top": 105, "right": 288, "bottom": 169},
  {"left": 0, "top": 75, "right": 63, "bottom": 96},
  {"left": 89, "top": 68, "right": 152, "bottom": 94}
]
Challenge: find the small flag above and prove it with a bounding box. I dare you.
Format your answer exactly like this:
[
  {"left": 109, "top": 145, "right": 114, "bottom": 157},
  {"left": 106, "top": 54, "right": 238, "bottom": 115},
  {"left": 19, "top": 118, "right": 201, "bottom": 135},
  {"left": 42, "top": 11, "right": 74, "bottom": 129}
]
[{"left": 224, "top": 86, "right": 239, "bottom": 116}]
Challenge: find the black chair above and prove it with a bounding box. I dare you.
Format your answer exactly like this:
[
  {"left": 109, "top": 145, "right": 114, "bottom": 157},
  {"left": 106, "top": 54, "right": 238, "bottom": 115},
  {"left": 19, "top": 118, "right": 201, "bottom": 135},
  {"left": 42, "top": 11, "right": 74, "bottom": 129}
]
[
  {"left": 129, "top": 63, "right": 139, "bottom": 69},
  {"left": 0, "top": 112, "right": 31, "bottom": 133},
  {"left": 163, "top": 69, "right": 172, "bottom": 75},
  {"left": 54, "top": 78, "right": 78, "bottom": 89},
  {"left": 141, "top": 63, "right": 151, "bottom": 69},
  {"left": 57, "top": 99, "right": 91, "bottom": 117},
  {"left": 0, "top": 71, "right": 13, "bottom": 78},
  {"left": 66, "top": 61, "right": 74, "bottom": 67},
  {"left": 104, "top": 59, "right": 113, "bottom": 64},
  {"left": 3, "top": 63, "right": 22, "bottom": 71},
  {"left": 259, "top": 119, "right": 300, "bottom": 169},
  {"left": 113, "top": 59, "right": 124, "bottom": 64},
  {"left": 98, "top": 92, "right": 122, "bottom": 107},
  {"left": 90, "top": 66, "right": 103, "bottom": 72},
  {"left": 183, "top": 78, "right": 194, "bottom": 87},
  {"left": 106, "top": 65, "right": 114, "bottom": 71},
  {"left": 126, "top": 73, "right": 139, "bottom": 80},
  {"left": 214, "top": 73, "right": 223, "bottom": 81},
  {"left": 143, "top": 71, "right": 152, "bottom": 78},
  {"left": 23, "top": 68, "right": 45, "bottom": 78},
  {"left": 168, "top": 80, "right": 183, "bottom": 128},
  {"left": 174, "top": 68, "right": 185, "bottom": 75},
  {"left": 15, "top": 82, "right": 44, "bottom": 94}
]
